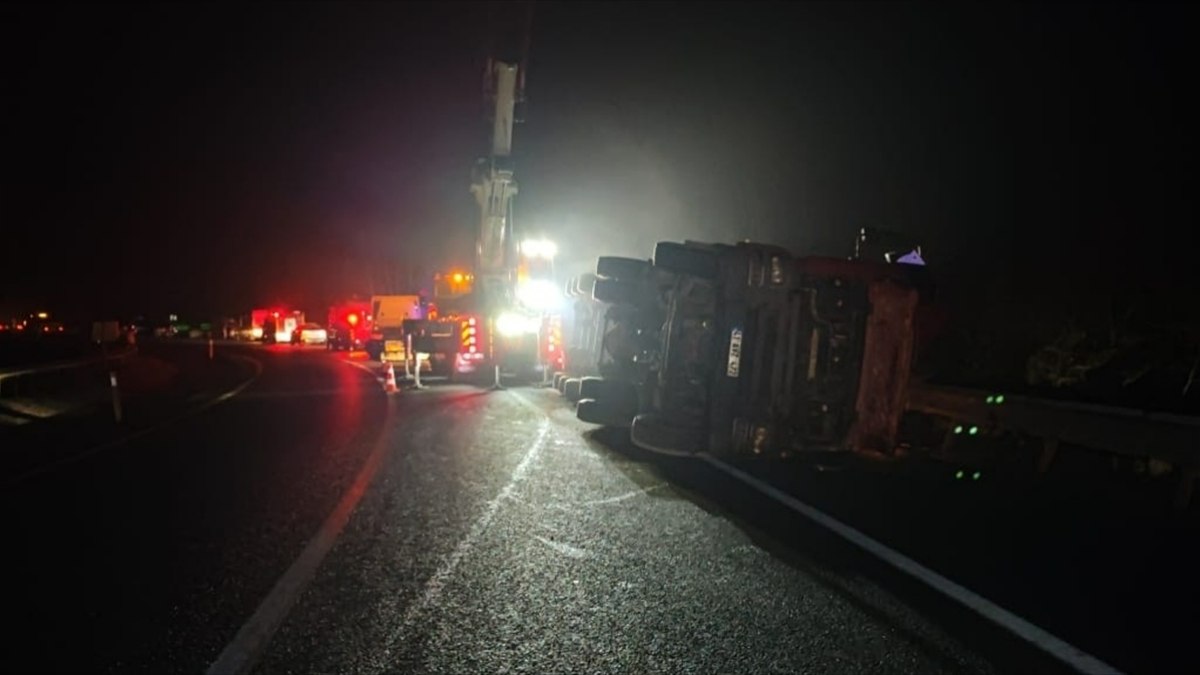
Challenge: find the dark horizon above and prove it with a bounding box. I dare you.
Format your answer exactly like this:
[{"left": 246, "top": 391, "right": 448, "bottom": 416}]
[{"left": 2, "top": 1, "right": 1195, "bottom": 325}]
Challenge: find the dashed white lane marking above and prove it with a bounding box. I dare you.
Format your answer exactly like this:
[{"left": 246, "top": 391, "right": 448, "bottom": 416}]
[
  {"left": 7, "top": 355, "right": 263, "bottom": 487},
  {"left": 372, "top": 414, "right": 551, "bottom": 671},
  {"left": 579, "top": 483, "right": 665, "bottom": 506},
  {"left": 207, "top": 369, "right": 396, "bottom": 675},
  {"left": 699, "top": 453, "right": 1125, "bottom": 675},
  {"left": 533, "top": 534, "right": 590, "bottom": 559}
]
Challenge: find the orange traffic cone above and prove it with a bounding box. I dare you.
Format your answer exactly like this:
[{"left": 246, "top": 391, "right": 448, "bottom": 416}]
[{"left": 384, "top": 361, "right": 398, "bottom": 393}]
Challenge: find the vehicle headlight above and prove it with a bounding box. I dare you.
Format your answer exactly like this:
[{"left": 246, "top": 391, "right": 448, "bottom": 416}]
[
  {"left": 496, "top": 312, "right": 540, "bottom": 337},
  {"left": 516, "top": 279, "right": 563, "bottom": 312}
]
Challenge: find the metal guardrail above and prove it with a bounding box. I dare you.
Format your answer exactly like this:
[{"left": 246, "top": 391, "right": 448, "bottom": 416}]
[
  {"left": 0, "top": 347, "right": 135, "bottom": 394},
  {"left": 906, "top": 382, "right": 1200, "bottom": 507}
]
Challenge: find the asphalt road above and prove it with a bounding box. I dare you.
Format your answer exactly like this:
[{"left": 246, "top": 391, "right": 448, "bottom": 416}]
[{"left": 5, "top": 346, "right": 994, "bottom": 674}]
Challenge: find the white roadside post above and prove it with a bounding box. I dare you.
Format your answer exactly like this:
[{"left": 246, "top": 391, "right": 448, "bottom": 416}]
[
  {"left": 109, "top": 371, "right": 122, "bottom": 423},
  {"left": 489, "top": 316, "right": 504, "bottom": 390}
]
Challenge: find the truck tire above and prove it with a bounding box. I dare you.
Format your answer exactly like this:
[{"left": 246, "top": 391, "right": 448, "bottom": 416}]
[
  {"left": 654, "top": 241, "right": 719, "bottom": 279},
  {"left": 563, "top": 377, "right": 583, "bottom": 403},
  {"left": 630, "top": 413, "right": 704, "bottom": 456},
  {"left": 579, "top": 376, "right": 637, "bottom": 404},
  {"left": 592, "top": 277, "right": 639, "bottom": 305},
  {"left": 596, "top": 256, "right": 651, "bottom": 282},
  {"left": 578, "top": 376, "right": 603, "bottom": 400},
  {"left": 577, "top": 397, "right": 638, "bottom": 428}
]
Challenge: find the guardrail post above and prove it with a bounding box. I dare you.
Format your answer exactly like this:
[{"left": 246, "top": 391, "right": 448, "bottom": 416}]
[
  {"left": 939, "top": 425, "right": 956, "bottom": 454},
  {"left": 1037, "top": 438, "right": 1058, "bottom": 475},
  {"left": 1174, "top": 469, "right": 1197, "bottom": 511}
]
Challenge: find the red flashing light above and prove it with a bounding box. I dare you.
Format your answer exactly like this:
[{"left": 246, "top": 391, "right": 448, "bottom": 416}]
[{"left": 347, "top": 313, "right": 359, "bottom": 326}]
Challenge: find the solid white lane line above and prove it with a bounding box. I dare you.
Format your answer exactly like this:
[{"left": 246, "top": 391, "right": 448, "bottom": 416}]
[
  {"left": 372, "top": 416, "right": 551, "bottom": 671},
  {"left": 533, "top": 534, "right": 590, "bottom": 559},
  {"left": 699, "top": 454, "right": 1124, "bottom": 675},
  {"left": 7, "top": 355, "right": 263, "bottom": 486},
  {"left": 207, "top": 391, "right": 396, "bottom": 675},
  {"left": 346, "top": 359, "right": 387, "bottom": 387}
]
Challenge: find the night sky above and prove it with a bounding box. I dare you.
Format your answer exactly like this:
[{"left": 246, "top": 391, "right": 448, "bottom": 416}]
[{"left": 1, "top": 2, "right": 1194, "bottom": 325}]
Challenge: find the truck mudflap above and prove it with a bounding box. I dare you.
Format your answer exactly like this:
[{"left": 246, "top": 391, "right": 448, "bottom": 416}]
[{"left": 845, "top": 279, "right": 919, "bottom": 454}]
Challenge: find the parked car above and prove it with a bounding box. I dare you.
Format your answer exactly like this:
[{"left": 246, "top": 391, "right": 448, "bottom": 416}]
[{"left": 291, "top": 323, "right": 327, "bottom": 346}]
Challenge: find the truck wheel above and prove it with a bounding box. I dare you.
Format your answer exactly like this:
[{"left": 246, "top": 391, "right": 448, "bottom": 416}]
[
  {"left": 596, "top": 256, "right": 651, "bottom": 282},
  {"left": 578, "top": 376, "right": 603, "bottom": 400},
  {"left": 630, "top": 413, "right": 704, "bottom": 456},
  {"left": 592, "top": 277, "right": 639, "bottom": 305},
  {"left": 563, "top": 377, "right": 583, "bottom": 403},
  {"left": 654, "top": 241, "right": 719, "bottom": 279},
  {"left": 577, "top": 397, "right": 638, "bottom": 428}
]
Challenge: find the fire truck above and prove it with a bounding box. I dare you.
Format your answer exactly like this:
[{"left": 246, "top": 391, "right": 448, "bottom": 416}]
[
  {"left": 326, "top": 300, "right": 371, "bottom": 351},
  {"left": 429, "top": 257, "right": 564, "bottom": 381},
  {"left": 250, "top": 308, "right": 304, "bottom": 344}
]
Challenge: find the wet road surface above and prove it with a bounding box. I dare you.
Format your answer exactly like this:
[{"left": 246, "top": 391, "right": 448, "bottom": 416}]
[{"left": 5, "top": 345, "right": 995, "bottom": 674}]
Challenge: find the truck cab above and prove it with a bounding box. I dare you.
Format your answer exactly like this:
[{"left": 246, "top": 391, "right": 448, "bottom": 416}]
[{"left": 366, "top": 295, "right": 424, "bottom": 362}]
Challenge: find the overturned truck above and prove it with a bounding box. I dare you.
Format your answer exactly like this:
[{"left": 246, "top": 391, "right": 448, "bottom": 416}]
[{"left": 556, "top": 240, "right": 929, "bottom": 459}]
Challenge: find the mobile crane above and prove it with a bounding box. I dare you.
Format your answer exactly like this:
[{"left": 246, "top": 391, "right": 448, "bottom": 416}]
[{"left": 433, "top": 2, "right": 561, "bottom": 384}]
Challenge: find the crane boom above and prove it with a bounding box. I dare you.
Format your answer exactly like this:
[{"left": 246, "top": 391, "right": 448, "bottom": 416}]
[{"left": 470, "top": 59, "right": 522, "bottom": 304}]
